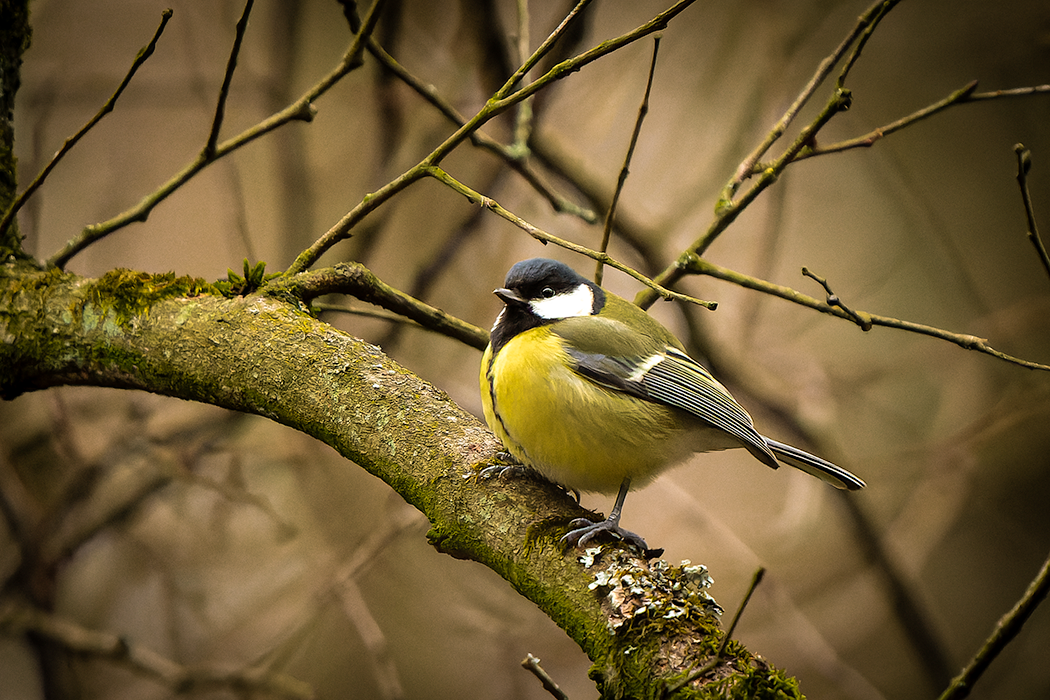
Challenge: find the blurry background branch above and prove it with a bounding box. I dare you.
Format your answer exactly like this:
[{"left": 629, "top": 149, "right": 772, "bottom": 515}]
[{"left": 0, "top": 599, "right": 315, "bottom": 700}]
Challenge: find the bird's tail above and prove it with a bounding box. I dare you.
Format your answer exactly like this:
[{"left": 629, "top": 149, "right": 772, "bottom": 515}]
[{"left": 765, "top": 438, "right": 866, "bottom": 490}]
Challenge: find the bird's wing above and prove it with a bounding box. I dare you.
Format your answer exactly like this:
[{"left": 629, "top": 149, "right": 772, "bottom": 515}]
[{"left": 564, "top": 345, "right": 779, "bottom": 469}]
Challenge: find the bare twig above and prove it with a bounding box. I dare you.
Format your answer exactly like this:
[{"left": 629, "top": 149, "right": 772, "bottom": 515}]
[
  {"left": 1013, "top": 144, "right": 1050, "bottom": 284},
  {"left": 313, "top": 301, "right": 426, "bottom": 325},
  {"left": 522, "top": 654, "right": 570, "bottom": 700},
  {"left": 769, "top": 80, "right": 979, "bottom": 164},
  {"left": 634, "top": 83, "right": 854, "bottom": 310},
  {"left": 686, "top": 256, "right": 1050, "bottom": 372},
  {"left": 46, "top": 0, "right": 387, "bottom": 269},
  {"left": 937, "top": 549, "right": 1050, "bottom": 700},
  {"left": 267, "top": 261, "right": 490, "bottom": 350},
  {"left": 801, "top": 267, "right": 872, "bottom": 331},
  {"left": 834, "top": 0, "right": 901, "bottom": 88},
  {"left": 426, "top": 167, "right": 716, "bottom": 310},
  {"left": 531, "top": 129, "right": 665, "bottom": 263},
  {"left": 0, "top": 9, "right": 173, "bottom": 241},
  {"left": 495, "top": 0, "right": 596, "bottom": 102},
  {"left": 663, "top": 567, "right": 766, "bottom": 696},
  {"left": 754, "top": 82, "right": 1050, "bottom": 167},
  {"left": 204, "top": 0, "right": 254, "bottom": 158},
  {"left": 595, "top": 35, "right": 660, "bottom": 286}
]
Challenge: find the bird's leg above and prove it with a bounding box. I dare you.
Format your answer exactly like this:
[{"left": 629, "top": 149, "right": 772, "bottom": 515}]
[{"left": 561, "top": 478, "right": 648, "bottom": 551}]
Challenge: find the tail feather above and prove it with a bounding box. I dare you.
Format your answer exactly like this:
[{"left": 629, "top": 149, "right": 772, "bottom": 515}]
[{"left": 765, "top": 438, "right": 866, "bottom": 491}]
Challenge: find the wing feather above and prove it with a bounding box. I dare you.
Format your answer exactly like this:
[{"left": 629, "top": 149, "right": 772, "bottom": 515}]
[{"left": 565, "top": 346, "right": 779, "bottom": 469}]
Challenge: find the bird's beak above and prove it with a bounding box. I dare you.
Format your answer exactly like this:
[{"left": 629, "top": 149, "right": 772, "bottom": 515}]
[{"left": 494, "top": 287, "right": 526, "bottom": 306}]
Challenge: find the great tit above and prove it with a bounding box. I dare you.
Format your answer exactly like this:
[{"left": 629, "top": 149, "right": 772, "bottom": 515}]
[{"left": 480, "top": 257, "right": 865, "bottom": 550}]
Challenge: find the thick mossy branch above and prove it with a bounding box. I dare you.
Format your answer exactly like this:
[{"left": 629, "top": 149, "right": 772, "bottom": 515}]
[{"left": 0, "top": 263, "right": 801, "bottom": 699}]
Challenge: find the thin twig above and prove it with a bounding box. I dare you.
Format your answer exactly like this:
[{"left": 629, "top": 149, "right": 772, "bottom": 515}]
[
  {"left": 46, "top": 0, "right": 387, "bottom": 269},
  {"left": 663, "top": 567, "right": 766, "bottom": 696},
  {"left": 522, "top": 653, "right": 570, "bottom": 700},
  {"left": 636, "top": 83, "right": 854, "bottom": 309},
  {"left": 937, "top": 549, "right": 1050, "bottom": 700},
  {"left": 487, "top": 0, "right": 694, "bottom": 113},
  {"left": 767, "top": 80, "right": 979, "bottom": 165},
  {"left": 760, "top": 82, "right": 1050, "bottom": 166},
  {"left": 204, "top": 0, "right": 254, "bottom": 158},
  {"left": 313, "top": 301, "right": 424, "bottom": 325},
  {"left": 687, "top": 256, "right": 1050, "bottom": 372},
  {"left": 834, "top": 0, "right": 902, "bottom": 88},
  {"left": 1013, "top": 144, "right": 1050, "bottom": 284},
  {"left": 801, "top": 266, "right": 872, "bottom": 330},
  {"left": 494, "top": 0, "right": 596, "bottom": 102},
  {"left": 426, "top": 166, "right": 716, "bottom": 310},
  {"left": 0, "top": 9, "right": 174, "bottom": 241},
  {"left": 595, "top": 35, "right": 660, "bottom": 286},
  {"left": 636, "top": 1, "right": 901, "bottom": 307}
]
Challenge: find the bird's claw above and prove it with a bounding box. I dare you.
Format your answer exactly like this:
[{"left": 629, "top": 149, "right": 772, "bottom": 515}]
[
  {"left": 479, "top": 463, "right": 529, "bottom": 479},
  {"left": 561, "top": 516, "right": 649, "bottom": 551}
]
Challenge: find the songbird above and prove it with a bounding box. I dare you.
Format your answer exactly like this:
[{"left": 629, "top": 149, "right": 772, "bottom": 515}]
[{"left": 480, "top": 258, "right": 864, "bottom": 550}]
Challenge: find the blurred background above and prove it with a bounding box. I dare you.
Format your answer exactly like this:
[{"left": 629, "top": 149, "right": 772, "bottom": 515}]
[{"left": 3, "top": 0, "right": 1050, "bottom": 698}]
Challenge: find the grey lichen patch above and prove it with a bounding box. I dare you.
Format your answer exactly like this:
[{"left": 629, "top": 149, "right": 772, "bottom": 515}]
[{"left": 582, "top": 548, "right": 723, "bottom": 632}]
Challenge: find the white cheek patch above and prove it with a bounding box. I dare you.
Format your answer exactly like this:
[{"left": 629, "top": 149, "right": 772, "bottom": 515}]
[{"left": 529, "top": 284, "right": 594, "bottom": 320}]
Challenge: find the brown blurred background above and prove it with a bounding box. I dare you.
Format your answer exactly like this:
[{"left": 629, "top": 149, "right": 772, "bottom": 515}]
[{"left": 3, "top": 0, "right": 1050, "bottom": 698}]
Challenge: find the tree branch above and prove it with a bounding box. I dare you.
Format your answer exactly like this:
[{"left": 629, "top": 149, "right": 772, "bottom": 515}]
[
  {"left": 425, "top": 166, "right": 717, "bottom": 310},
  {"left": 269, "top": 262, "right": 489, "bottom": 350},
  {"left": 685, "top": 256, "right": 1050, "bottom": 372},
  {"left": 0, "top": 265, "right": 802, "bottom": 697}
]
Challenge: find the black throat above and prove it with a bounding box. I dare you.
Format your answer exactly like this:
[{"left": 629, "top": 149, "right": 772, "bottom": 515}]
[{"left": 489, "top": 303, "right": 543, "bottom": 358}]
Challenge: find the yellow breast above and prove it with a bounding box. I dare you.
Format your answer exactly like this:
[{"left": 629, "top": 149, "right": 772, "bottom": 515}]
[{"left": 481, "top": 327, "right": 695, "bottom": 494}]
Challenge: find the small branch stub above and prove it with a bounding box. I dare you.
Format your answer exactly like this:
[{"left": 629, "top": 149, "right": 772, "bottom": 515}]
[{"left": 801, "top": 267, "right": 872, "bottom": 331}]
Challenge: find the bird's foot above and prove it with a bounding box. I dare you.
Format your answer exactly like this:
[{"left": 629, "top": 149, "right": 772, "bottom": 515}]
[
  {"left": 561, "top": 516, "right": 649, "bottom": 551},
  {"left": 479, "top": 452, "right": 528, "bottom": 480},
  {"left": 477, "top": 460, "right": 582, "bottom": 503},
  {"left": 479, "top": 463, "right": 530, "bottom": 479}
]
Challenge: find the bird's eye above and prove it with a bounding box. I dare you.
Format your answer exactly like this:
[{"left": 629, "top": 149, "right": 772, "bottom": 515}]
[{"left": 541, "top": 287, "right": 555, "bottom": 298}]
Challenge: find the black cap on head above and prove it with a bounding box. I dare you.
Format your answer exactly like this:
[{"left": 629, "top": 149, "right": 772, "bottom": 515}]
[{"left": 504, "top": 258, "right": 587, "bottom": 300}]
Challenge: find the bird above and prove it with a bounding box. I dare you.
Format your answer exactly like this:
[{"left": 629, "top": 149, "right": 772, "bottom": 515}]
[{"left": 479, "top": 257, "right": 865, "bottom": 551}]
